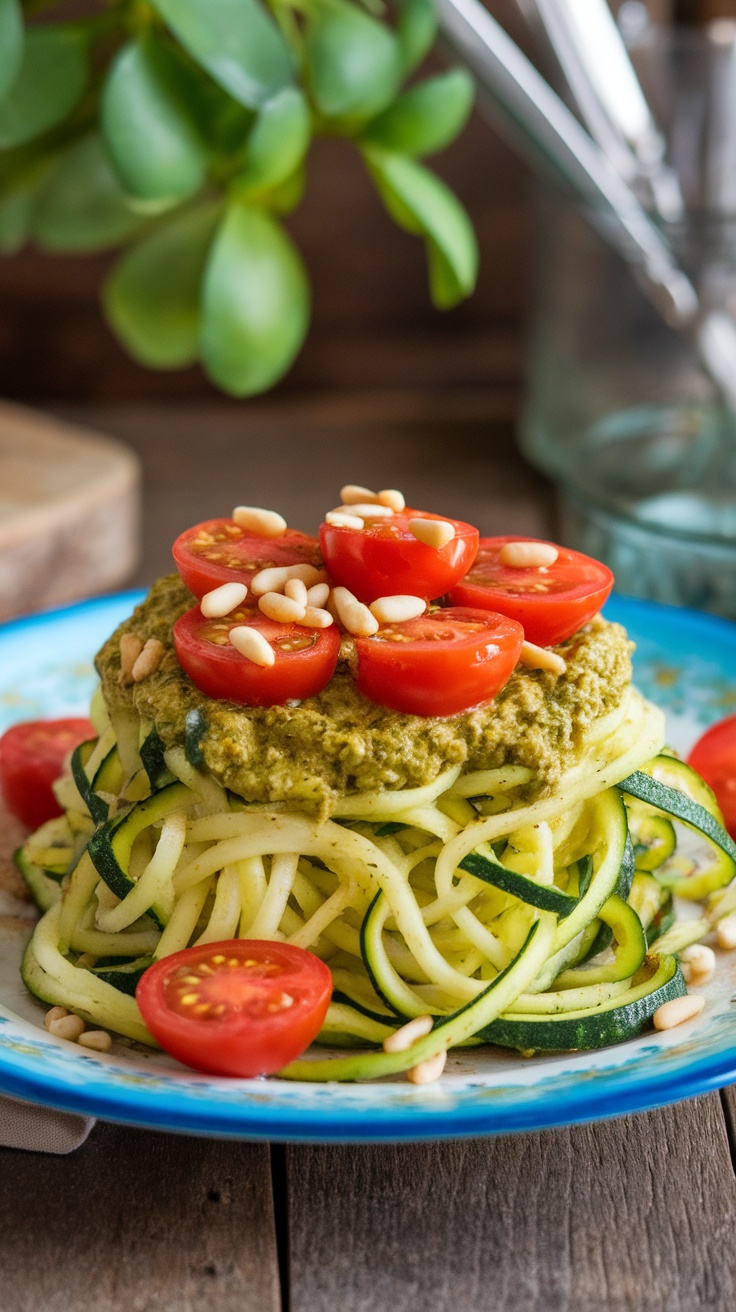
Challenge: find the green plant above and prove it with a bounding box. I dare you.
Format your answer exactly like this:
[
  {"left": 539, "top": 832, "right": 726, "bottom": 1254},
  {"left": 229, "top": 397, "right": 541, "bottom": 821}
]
[{"left": 0, "top": 0, "right": 477, "bottom": 395}]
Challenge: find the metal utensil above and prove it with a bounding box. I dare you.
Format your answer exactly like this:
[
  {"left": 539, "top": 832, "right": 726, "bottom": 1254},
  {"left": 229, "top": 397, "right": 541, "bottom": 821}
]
[
  {"left": 529, "top": 0, "right": 685, "bottom": 219},
  {"left": 436, "top": 0, "right": 736, "bottom": 417}
]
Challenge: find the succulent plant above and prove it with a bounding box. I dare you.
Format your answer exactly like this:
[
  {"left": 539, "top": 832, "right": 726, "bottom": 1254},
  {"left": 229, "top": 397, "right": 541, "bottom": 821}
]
[{"left": 0, "top": 0, "right": 477, "bottom": 395}]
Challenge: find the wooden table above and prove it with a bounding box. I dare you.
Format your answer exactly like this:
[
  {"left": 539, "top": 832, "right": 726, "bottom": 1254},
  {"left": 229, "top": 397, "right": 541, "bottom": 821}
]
[{"left": 3, "top": 394, "right": 736, "bottom": 1312}]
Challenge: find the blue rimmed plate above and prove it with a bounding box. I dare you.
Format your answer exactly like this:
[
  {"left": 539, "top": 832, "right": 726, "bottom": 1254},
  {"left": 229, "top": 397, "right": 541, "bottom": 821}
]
[{"left": 0, "top": 590, "right": 735, "bottom": 1142}]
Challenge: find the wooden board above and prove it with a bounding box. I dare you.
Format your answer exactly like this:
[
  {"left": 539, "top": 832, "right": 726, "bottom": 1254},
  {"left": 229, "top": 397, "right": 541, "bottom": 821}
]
[
  {"left": 0, "top": 401, "right": 140, "bottom": 621},
  {"left": 287, "top": 1096, "right": 736, "bottom": 1311},
  {"left": 0, "top": 1124, "right": 281, "bottom": 1312}
]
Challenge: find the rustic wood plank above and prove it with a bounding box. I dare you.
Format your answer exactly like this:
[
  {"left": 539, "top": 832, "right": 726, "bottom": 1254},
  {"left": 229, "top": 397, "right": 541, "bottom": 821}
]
[
  {"left": 0, "top": 401, "right": 140, "bottom": 620},
  {"left": 0, "top": 1123, "right": 281, "bottom": 1312},
  {"left": 288, "top": 1095, "right": 736, "bottom": 1312}
]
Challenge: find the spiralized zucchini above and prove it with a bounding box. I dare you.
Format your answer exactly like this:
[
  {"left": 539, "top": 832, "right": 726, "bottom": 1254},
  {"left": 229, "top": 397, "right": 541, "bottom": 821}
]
[{"left": 17, "top": 686, "right": 734, "bottom": 1080}]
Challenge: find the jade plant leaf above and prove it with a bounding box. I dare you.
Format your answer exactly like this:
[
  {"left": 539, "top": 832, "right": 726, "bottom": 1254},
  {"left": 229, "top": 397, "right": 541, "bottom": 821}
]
[
  {"left": 232, "top": 86, "right": 310, "bottom": 199},
  {"left": 200, "top": 201, "right": 310, "bottom": 395},
  {"left": 101, "top": 33, "right": 208, "bottom": 206},
  {"left": 362, "top": 70, "right": 475, "bottom": 158},
  {"left": 104, "top": 202, "right": 222, "bottom": 368},
  {"left": 0, "top": 27, "right": 89, "bottom": 150},
  {"left": 150, "top": 0, "right": 294, "bottom": 109},
  {"left": 0, "top": 0, "right": 23, "bottom": 105},
  {"left": 31, "top": 133, "right": 147, "bottom": 252},
  {"left": 363, "top": 146, "right": 478, "bottom": 308},
  {"left": 306, "top": 3, "right": 402, "bottom": 121},
  {"left": 395, "top": 0, "right": 438, "bottom": 75}
]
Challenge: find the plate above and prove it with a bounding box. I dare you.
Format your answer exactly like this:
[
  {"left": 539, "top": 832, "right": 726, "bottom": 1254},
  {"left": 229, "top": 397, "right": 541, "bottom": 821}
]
[{"left": 0, "top": 590, "right": 735, "bottom": 1142}]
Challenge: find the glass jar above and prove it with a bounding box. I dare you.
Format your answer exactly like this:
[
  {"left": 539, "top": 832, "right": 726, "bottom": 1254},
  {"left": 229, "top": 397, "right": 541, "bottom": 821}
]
[{"left": 520, "top": 17, "right": 736, "bottom": 617}]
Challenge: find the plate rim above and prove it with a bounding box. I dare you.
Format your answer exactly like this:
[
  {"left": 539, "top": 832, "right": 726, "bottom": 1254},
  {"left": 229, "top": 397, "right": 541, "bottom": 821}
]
[{"left": 1, "top": 587, "right": 736, "bottom": 1141}]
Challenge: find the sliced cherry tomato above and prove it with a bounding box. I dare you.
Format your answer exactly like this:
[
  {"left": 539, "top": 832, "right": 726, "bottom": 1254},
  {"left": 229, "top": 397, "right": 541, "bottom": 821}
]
[
  {"left": 136, "top": 939, "right": 332, "bottom": 1077},
  {"left": 173, "top": 518, "right": 322, "bottom": 598},
  {"left": 173, "top": 602, "right": 341, "bottom": 706},
  {"left": 688, "top": 716, "right": 736, "bottom": 839},
  {"left": 319, "top": 508, "right": 479, "bottom": 604},
  {"left": 354, "top": 606, "right": 524, "bottom": 717},
  {"left": 447, "top": 536, "right": 614, "bottom": 647},
  {"left": 0, "top": 717, "right": 95, "bottom": 830}
]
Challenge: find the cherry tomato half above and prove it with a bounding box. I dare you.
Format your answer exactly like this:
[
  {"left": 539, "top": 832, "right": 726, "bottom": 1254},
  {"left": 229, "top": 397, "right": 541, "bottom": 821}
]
[
  {"left": 0, "top": 718, "right": 96, "bottom": 830},
  {"left": 173, "top": 602, "right": 341, "bottom": 706},
  {"left": 447, "top": 536, "right": 614, "bottom": 647},
  {"left": 136, "top": 939, "right": 332, "bottom": 1077},
  {"left": 354, "top": 606, "right": 524, "bottom": 717},
  {"left": 319, "top": 508, "right": 479, "bottom": 604},
  {"left": 173, "top": 518, "right": 322, "bottom": 598},
  {"left": 688, "top": 716, "right": 736, "bottom": 839}
]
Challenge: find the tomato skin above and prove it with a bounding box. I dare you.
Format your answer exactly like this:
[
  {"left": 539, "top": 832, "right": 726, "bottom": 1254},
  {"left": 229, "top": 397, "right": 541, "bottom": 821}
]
[
  {"left": 173, "top": 518, "right": 322, "bottom": 598},
  {"left": 0, "top": 718, "right": 96, "bottom": 830},
  {"left": 319, "top": 509, "right": 479, "bottom": 604},
  {"left": 136, "top": 939, "right": 332, "bottom": 1077},
  {"left": 447, "top": 536, "right": 614, "bottom": 647},
  {"left": 354, "top": 606, "right": 524, "bottom": 717},
  {"left": 688, "top": 716, "right": 736, "bottom": 839},
  {"left": 173, "top": 603, "right": 341, "bottom": 706}
]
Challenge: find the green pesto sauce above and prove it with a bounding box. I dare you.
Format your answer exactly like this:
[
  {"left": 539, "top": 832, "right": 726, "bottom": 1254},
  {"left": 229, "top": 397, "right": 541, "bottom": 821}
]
[{"left": 96, "top": 575, "right": 633, "bottom": 814}]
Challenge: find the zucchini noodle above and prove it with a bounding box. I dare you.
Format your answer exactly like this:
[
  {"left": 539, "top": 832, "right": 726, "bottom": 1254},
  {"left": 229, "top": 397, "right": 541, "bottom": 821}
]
[{"left": 17, "top": 683, "right": 735, "bottom": 1081}]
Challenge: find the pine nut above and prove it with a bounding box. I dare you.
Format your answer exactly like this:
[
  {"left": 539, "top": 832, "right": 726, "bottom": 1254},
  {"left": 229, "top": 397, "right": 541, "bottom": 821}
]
[
  {"left": 407, "top": 1048, "right": 447, "bottom": 1084},
  {"left": 325, "top": 512, "right": 364, "bottom": 529},
  {"left": 131, "top": 638, "right": 165, "bottom": 683},
  {"left": 383, "top": 1015, "right": 433, "bottom": 1053},
  {"left": 229, "top": 627, "right": 275, "bottom": 667},
  {"left": 299, "top": 607, "right": 334, "bottom": 628},
  {"left": 717, "top": 913, "right": 736, "bottom": 949},
  {"left": 119, "top": 632, "right": 144, "bottom": 684},
  {"left": 307, "top": 582, "right": 330, "bottom": 608},
  {"left": 48, "top": 1014, "right": 86, "bottom": 1042},
  {"left": 201, "top": 582, "right": 248, "bottom": 618},
  {"left": 251, "top": 564, "right": 326, "bottom": 596},
  {"left": 78, "top": 1030, "right": 113, "bottom": 1053},
  {"left": 519, "top": 641, "right": 567, "bottom": 676},
  {"left": 332, "top": 587, "right": 379, "bottom": 636},
  {"left": 370, "top": 595, "right": 427, "bottom": 624},
  {"left": 334, "top": 503, "right": 394, "bottom": 520},
  {"left": 44, "top": 1006, "right": 68, "bottom": 1031},
  {"left": 232, "top": 506, "right": 287, "bottom": 537},
  {"left": 499, "top": 541, "right": 559, "bottom": 568},
  {"left": 377, "top": 489, "right": 405, "bottom": 512},
  {"left": 408, "top": 518, "right": 455, "bottom": 549},
  {"left": 653, "top": 994, "right": 705, "bottom": 1031},
  {"left": 284, "top": 578, "right": 308, "bottom": 607},
  {"left": 680, "top": 944, "right": 715, "bottom": 984},
  {"left": 258, "top": 592, "right": 306, "bottom": 623},
  {"left": 340, "top": 484, "right": 376, "bottom": 504}
]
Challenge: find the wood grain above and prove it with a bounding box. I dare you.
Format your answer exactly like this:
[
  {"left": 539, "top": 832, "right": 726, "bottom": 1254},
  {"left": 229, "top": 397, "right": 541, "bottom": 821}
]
[
  {"left": 0, "top": 401, "right": 141, "bottom": 620},
  {"left": 287, "top": 1095, "right": 736, "bottom": 1312},
  {"left": 0, "top": 1123, "right": 281, "bottom": 1312}
]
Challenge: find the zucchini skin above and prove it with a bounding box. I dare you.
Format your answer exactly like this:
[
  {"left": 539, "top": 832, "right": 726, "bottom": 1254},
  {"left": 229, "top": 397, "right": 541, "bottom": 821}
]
[
  {"left": 480, "top": 955, "right": 685, "bottom": 1052},
  {"left": 87, "top": 781, "right": 192, "bottom": 931},
  {"left": 458, "top": 850, "right": 578, "bottom": 917},
  {"left": 13, "top": 847, "right": 62, "bottom": 912},
  {"left": 619, "top": 762, "right": 736, "bottom": 898}
]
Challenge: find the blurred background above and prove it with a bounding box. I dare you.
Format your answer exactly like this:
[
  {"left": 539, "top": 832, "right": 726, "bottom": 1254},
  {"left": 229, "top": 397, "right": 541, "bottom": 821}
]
[{"left": 2, "top": 0, "right": 736, "bottom": 616}]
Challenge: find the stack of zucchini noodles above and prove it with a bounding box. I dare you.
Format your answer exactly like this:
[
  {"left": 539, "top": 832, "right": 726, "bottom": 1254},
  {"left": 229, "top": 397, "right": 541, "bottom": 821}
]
[{"left": 16, "top": 682, "right": 736, "bottom": 1080}]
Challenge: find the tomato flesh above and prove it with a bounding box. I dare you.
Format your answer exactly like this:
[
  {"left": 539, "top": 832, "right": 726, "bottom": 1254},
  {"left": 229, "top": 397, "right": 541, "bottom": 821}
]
[
  {"left": 447, "top": 536, "right": 614, "bottom": 647},
  {"left": 173, "top": 602, "right": 341, "bottom": 706},
  {"left": 136, "top": 939, "right": 332, "bottom": 1077},
  {"left": 688, "top": 716, "right": 736, "bottom": 839},
  {"left": 354, "top": 606, "right": 524, "bottom": 717},
  {"left": 0, "top": 718, "right": 95, "bottom": 830},
  {"left": 173, "top": 518, "right": 322, "bottom": 598},
  {"left": 319, "top": 508, "right": 479, "bottom": 604}
]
